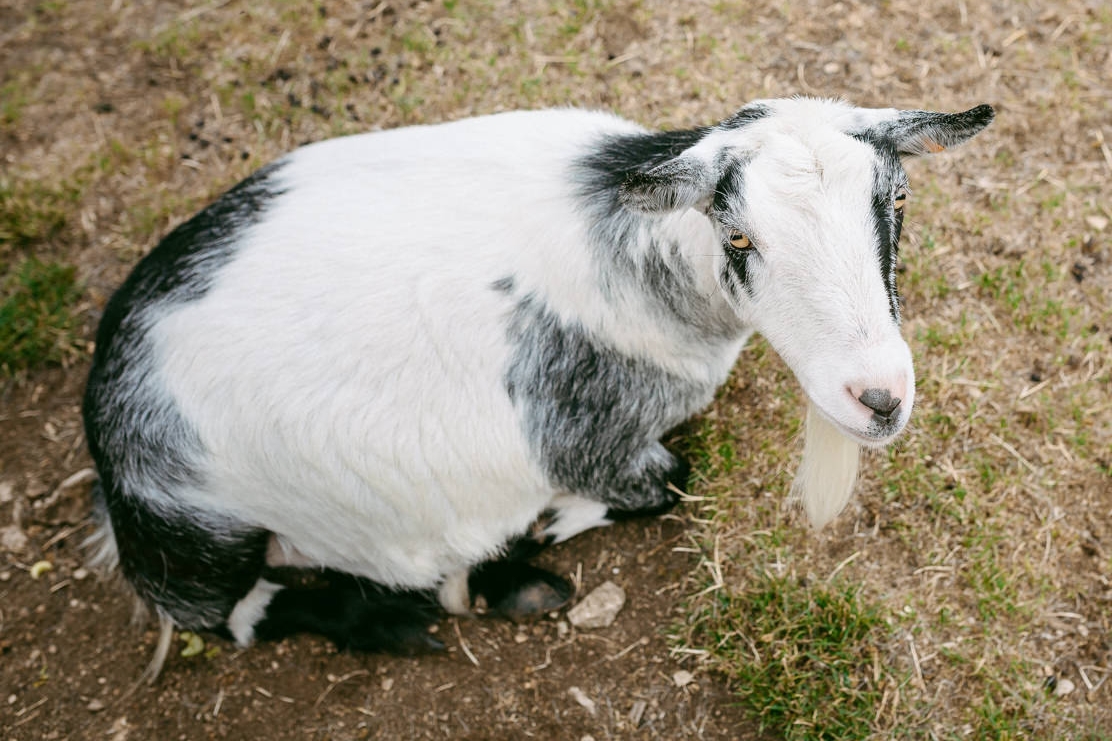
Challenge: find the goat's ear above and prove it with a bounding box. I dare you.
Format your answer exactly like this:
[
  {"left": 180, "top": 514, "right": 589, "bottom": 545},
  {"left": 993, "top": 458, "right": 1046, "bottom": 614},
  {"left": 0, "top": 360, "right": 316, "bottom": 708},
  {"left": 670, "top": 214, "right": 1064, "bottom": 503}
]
[
  {"left": 857, "top": 104, "right": 995, "bottom": 157},
  {"left": 619, "top": 154, "right": 719, "bottom": 213}
]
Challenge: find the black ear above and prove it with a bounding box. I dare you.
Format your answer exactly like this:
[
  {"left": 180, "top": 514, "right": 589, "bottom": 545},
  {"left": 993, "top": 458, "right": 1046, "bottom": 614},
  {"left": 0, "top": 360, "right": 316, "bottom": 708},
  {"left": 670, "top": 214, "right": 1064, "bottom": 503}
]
[
  {"left": 618, "top": 155, "right": 718, "bottom": 213},
  {"left": 885, "top": 104, "right": 995, "bottom": 157}
]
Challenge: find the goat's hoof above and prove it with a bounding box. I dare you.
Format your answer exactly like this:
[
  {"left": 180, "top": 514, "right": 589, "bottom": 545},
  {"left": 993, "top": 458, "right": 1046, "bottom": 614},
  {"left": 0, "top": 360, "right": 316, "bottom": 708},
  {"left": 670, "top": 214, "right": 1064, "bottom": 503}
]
[{"left": 468, "top": 562, "right": 572, "bottom": 621}]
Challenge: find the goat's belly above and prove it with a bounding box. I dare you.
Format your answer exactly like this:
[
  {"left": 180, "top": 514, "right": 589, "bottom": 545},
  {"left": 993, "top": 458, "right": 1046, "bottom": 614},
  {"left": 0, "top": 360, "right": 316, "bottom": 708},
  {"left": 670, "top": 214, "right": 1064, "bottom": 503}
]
[
  {"left": 173, "top": 394, "right": 553, "bottom": 588},
  {"left": 222, "top": 463, "right": 551, "bottom": 588},
  {"left": 149, "top": 246, "right": 549, "bottom": 587}
]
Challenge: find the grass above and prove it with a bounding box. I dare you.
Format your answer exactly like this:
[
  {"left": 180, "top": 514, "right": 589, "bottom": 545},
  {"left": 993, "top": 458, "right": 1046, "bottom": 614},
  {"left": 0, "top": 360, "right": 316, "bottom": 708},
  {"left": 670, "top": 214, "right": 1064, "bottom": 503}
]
[
  {"left": 689, "top": 573, "right": 888, "bottom": 740},
  {"left": 0, "top": 176, "right": 81, "bottom": 256},
  {"left": 0, "top": 257, "right": 82, "bottom": 375}
]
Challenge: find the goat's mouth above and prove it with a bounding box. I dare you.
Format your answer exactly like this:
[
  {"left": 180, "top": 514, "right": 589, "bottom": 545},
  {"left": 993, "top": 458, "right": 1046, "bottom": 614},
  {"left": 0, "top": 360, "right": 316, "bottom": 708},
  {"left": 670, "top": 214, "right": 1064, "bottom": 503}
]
[{"left": 808, "top": 396, "right": 908, "bottom": 449}]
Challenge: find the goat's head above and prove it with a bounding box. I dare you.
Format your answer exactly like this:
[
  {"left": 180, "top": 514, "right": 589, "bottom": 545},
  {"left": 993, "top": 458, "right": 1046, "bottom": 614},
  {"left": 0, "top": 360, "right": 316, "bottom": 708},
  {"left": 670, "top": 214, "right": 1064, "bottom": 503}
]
[{"left": 622, "top": 98, "right": 994, "bottom": 525}]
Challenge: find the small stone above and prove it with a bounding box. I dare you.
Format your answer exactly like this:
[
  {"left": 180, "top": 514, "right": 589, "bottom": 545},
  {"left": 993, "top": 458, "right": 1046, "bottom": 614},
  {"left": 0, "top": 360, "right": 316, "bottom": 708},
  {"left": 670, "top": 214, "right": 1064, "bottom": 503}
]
[
  {"left": 1054, "top": 678, "right": 1075, "bottom": 697},
  {"left": 73, "top": 568, "right": 89, "bottom": 581},
  {"left": 567, "top": 581, "right": 626, "bottom": 629},
  {"left": 381, "top": 677, "right": 394, "bottom": 692},
  {"left": 513, "top": 632, "right": 528, "bottom": 644},
  {"left": 87, "top": 699, "right": 105, "bottom": 712},
  {"left": 823, "top": 62, "right": 841, "bottom": 74},
  {"left": 1085, "top": 215, "right": 1108, "bottom": 232},
  {"left": 556, "top": 620, "right": 569, "bottom": 638},
  {"left": 673, "top": 670, "right": 695, "bottom": 688},
  {"left": 567, "top": 686, "right": 596, "bottom": 715},
  {"left": 0, "top": 481, "right": 13, "bottom": 504},
  {"left": 870, "top": 62, "right": 893, "bottom": 78},
  {"left": 0, "top": 525, "right": 28, "bottom": 554},
  {"left": 629, "top": 699, "right": 647, "bottom": 726}
]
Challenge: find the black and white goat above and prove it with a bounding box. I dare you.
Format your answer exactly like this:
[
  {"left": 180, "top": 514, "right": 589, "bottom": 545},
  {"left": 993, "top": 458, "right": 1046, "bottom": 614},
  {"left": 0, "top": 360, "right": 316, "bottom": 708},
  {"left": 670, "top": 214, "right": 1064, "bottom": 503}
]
[{"left": 83, "top": 97, "right": 993, "bottom": 675}]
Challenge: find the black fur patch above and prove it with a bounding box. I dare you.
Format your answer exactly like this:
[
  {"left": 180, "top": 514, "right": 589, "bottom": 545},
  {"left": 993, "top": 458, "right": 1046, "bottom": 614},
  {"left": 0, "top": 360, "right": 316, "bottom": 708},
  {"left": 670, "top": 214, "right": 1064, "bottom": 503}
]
[
  {"left": 91, "top": 481, "right": 270, "bottom": 627},
  {"left": 573, "top": 111, "right": 768, "bottom": 336},
  {"left": 83, "top": 162, "right": 287, "bottom": 626},
  {"left": 718, "top": 102, "right": 771, "bottom": 130},
  {"left": 859, "top": 141, "right": 907, "bottom": 323},
  {"left": 573, "top": 127, "right": 739, "bottom": 337},
  {"left": 884, "top": 105, "right": 995, "bottom": 156},
  {"left": 504, "top": 294, "right": 710, "bottom": 510},
  {"left": 254, "top": 570, "right": 444, "bottom": 654},
  {"left": 467, "top": 561, "right": 572, "bottom": 621},
  {"left": 709, "top": 159, "right": 758, "bottom": 297}
]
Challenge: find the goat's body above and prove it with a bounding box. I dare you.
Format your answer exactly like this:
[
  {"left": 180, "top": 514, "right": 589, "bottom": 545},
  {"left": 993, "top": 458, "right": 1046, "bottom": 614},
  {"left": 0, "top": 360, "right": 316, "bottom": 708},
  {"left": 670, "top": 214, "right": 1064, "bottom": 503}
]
[
  {"left": 84, "top": 99, "right": 992, "bottom": 666},
  {"left": 86, "top": 110, "right": 744, "bottom": 635}
]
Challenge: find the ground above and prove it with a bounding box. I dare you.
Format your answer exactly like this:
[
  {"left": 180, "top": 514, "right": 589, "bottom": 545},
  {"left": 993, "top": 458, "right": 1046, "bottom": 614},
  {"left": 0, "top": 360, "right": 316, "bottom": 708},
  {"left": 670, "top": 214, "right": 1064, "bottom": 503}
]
[{"left": 2, "top": 0, "right": 1111, "bottom": 739}]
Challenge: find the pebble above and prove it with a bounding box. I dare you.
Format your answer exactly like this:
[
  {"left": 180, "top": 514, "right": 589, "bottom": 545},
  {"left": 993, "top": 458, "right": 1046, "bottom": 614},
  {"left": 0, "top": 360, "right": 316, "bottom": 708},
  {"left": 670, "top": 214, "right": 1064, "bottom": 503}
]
[
  {"left": 567, "top": 581, "right": 626, "bottom": 629},
  {"left": 673, "top": 670, "right": 695, "bottom": 688},
  {"left": 87, "top": 699, "right": 106, "bottom": 712},
  {"left": 567, "top": 686, "right": 596, "bottom": 715},
  {"left": 1054, "top": 678, "right": 1075, "bottom": 697},
  {"left": 629, "top": 699, "right": 647, "bottom": 726},
  {"left": 0, "top": 525, "right": 29, "bottom": 554}
]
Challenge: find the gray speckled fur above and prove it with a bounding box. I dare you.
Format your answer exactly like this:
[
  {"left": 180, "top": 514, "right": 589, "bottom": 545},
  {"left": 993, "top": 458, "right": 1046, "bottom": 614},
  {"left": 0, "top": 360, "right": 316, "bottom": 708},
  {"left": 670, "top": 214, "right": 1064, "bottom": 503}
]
[{"left": 503, "top": 292, "right": 713, "bottom": 510}]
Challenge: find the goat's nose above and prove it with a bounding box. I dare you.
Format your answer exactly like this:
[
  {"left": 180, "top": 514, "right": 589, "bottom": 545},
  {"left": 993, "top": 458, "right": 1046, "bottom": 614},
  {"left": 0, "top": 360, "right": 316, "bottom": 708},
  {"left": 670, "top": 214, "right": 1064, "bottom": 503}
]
[{"left": 857, "top": 388, "right": 902, "bottom": 422}]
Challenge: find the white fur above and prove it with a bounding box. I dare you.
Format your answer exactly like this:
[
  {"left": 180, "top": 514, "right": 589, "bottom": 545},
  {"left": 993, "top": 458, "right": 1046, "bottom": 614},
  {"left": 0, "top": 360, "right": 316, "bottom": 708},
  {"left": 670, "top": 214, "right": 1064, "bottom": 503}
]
[
  {"left": 227, "top": 579, "right": 282, "bottom": 646},
  {"left": 139, "top": 610, "right": 176, "bottom": 686},
  {"left": 542, "top": 494, "right": 615, "bottom": 544},
  {"left": 791, "top": 402, "right": 862, "bottom": 528},
  {"left": 83, "top": 513, "right": 121, "bottom": 574},
  {"left": 148, "top": 110, "right": 749, "bottom": 589},
  {"left": 437, "top": 570, "right": 471, "bottom": 615},
  {"left": 130, "top": 100, "right": 967, "bottom": 592},
  {"left": 712, "top": 100, "right": 916, "bottom": 447}
]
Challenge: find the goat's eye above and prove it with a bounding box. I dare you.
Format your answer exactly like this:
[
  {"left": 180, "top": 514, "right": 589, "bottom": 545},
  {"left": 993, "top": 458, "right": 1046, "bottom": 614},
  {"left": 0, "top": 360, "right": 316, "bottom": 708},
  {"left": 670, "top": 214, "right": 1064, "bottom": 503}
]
[
  {"left": 727, "top": 231, "right": 752, "bottom": 250},
  {"left": 894, "top": 188, "right": 909, "bottom": 210}
]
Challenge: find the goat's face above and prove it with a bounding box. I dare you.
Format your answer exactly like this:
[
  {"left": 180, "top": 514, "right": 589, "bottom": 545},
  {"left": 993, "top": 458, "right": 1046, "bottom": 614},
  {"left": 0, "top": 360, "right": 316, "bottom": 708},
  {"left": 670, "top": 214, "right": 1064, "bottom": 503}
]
[{"left": 622, "top": 98, "right": 994, "bottom": 448}]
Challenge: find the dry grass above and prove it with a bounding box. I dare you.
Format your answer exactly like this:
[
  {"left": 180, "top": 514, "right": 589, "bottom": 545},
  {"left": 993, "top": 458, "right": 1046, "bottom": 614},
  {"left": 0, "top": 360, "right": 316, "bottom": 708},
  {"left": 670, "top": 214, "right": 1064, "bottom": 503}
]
[{"left": 2, "top": 0, "right": 1110, "bottom": 737}]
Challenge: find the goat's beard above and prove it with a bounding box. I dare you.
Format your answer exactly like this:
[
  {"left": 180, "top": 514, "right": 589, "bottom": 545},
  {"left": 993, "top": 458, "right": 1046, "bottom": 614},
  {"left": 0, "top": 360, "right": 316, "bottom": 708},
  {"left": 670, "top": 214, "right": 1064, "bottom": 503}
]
[{"left": 790, "top": 401, "right": 861, "bottom": 528}]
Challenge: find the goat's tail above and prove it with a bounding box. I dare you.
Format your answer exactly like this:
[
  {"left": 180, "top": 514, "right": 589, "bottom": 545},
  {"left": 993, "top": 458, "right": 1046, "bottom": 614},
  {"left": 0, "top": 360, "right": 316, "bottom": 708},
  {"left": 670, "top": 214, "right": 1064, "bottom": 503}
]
[
  {"left": 790, "top": 401, "right": 860, "bottom": 528},
  {"left": 83, "top": 481, "right": 177, "bottom": 684}
]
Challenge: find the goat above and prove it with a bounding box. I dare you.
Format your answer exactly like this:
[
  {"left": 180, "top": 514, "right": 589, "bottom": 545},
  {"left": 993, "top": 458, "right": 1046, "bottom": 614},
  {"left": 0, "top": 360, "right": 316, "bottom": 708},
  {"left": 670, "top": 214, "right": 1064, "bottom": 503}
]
[{"left": 82, "top": 97, "right": 993, "bottom": 678}]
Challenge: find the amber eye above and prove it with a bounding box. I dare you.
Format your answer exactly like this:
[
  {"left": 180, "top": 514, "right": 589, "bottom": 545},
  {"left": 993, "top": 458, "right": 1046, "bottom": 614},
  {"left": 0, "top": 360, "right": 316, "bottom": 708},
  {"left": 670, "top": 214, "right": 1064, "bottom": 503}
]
[
  {"left": 728, "top": 231, "right": 752, "bottom": 250},
  {"left": 894, "top": 188, "right": 909, "bottom": 210}
]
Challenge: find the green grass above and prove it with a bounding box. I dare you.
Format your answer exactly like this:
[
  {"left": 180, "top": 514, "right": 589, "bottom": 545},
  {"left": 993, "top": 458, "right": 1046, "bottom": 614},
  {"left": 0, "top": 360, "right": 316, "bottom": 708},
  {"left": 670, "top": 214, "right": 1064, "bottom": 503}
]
[
  {"left": 0, "top": 176, "right": 81, "bottom": 254},
  {"left": 688, "top": 572, "right": 889, "bottom": 740},
  {"left": 1, "top": 76, "right": 31, "bottom": 127},
  {"left": 0, "top": 257, "right": 82, "bottom": 375}
]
